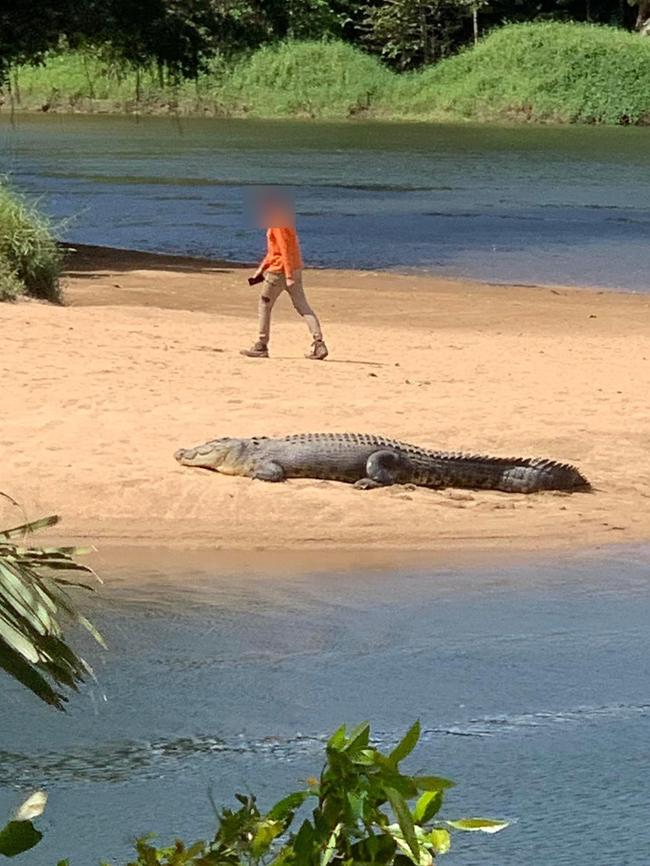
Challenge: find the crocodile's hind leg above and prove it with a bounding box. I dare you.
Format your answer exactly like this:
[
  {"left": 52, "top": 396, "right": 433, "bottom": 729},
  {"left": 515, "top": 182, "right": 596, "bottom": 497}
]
[
  {"left": 354, "top": 449, "right": 410, "bottom": 489},
  {"left": 251, "top": 461, "right": 285, "bottom": 482}
]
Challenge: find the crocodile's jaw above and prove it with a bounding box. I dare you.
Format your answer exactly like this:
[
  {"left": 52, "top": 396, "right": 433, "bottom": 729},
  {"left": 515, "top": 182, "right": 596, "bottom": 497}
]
[
  {"left": 174, "top": 446, "right": 219, "bottom": 469},
  {"left": 174, "top": 439, "right": 237, "bottom": 471}
]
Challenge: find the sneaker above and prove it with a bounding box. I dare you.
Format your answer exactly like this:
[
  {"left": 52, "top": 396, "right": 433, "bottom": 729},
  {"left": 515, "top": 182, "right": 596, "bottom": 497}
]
[
  {"left": 240, "top": 341, "right": 269, "bottom": 358},
  {"left": 306, "top": 339, "right": 328, "bottom": 360}
]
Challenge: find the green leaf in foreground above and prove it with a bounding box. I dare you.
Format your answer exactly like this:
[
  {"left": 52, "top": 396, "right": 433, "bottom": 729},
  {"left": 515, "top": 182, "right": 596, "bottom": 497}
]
[
  {"left": 388, "top": 719, "right": 420, "bottom": 765},
  {"left": 342, "top": 721, "right": 370, "bottom": 753},
  {"left": 385, "top": 786, "right": 419, "bottom": 861},
  {"left": 429, "top": 827, "right": 451, "bottom": 854},
  {"left": 412, "top": 775, "right": 456, "bottom": 791},
  {"left": 413, "top": 790, "right": 443, "bottom": 823},
  {"left": 321, "top": 822, "right": 343, "bottom": 866},
  {"left": 266, "top": 790, "right": 311, "bottom": 821},
  {"left": 446, "top": 817, "right": 510, "bottom": 833},
  {"left": 0, "top": 821, "right": 43, "bottom": 857}
]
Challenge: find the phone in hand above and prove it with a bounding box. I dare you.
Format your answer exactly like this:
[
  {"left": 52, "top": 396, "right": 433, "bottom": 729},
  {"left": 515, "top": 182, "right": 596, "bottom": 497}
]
[{"left": 248, "top": 274, "right": 264, "bottom": 286}]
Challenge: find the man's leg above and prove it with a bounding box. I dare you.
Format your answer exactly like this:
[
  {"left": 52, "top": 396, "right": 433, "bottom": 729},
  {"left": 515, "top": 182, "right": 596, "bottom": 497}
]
[
  {"left": 285, "top": 270, "right": 328, "bottom": 359},
  {"left": 241, "top": 272, "right": 284, "bottom": 358}
]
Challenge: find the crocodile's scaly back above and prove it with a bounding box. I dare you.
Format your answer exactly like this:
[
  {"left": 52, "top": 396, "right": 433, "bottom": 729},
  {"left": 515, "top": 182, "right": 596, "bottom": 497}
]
[
  {"left": 274, "top": 433, "right": 589, "bottom": 492},
  {"left": 175, "top": 432, "right": 590, "bottom": 494}
]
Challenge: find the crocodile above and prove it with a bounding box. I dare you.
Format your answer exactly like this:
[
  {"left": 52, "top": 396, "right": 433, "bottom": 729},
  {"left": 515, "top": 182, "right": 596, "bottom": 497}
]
[{"left": 174, "top": 432, "right": 590, "bottom": 493}]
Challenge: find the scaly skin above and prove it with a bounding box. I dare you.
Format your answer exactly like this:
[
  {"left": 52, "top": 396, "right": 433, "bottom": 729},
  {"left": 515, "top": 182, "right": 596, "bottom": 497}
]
[{"left": 174, "top": 433, "right": 590, "bottom": 494}]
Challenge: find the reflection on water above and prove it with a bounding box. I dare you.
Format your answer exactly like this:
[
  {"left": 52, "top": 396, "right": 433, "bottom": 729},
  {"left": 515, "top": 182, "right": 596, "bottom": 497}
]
[
  {"left": 1, "top": 115, "right": 649, "bottom": 290},
  {"left": 1, "top": 548, "right": 649, "bottom": 865}
]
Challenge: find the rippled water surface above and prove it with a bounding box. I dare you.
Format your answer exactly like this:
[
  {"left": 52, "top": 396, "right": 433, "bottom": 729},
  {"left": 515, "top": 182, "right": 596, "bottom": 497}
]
[
  {"left": 1, "top": 547, "right": 649, "bottom": 864},
  {"left": 1, "top": 115, "right": 649, "bottom": 289}
]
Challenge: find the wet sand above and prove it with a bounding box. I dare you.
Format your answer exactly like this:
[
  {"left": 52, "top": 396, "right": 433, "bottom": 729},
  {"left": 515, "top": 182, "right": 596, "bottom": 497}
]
[{"left": 2, "top": 244, "right": 649, "bottom": 556}]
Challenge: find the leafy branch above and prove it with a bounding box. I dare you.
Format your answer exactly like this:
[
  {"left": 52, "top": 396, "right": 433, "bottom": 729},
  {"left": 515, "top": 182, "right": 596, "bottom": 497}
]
[
  {"left": 116, "top": 720, "right": 509, "bottom": 865},
  {"left": 0, "top": 513, "right": 105, "bottom": 709}
]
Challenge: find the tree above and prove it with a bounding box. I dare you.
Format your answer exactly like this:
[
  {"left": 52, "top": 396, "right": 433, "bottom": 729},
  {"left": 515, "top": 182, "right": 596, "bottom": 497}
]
[
  {"left": 0, "top": 0, "right": 224, "bottom": 84},
  {"left": 362, "top": 0, "right": 475, "bottom": 68},
  {"left": 631, "top": 0, "right": 650, "bottom": 31}
]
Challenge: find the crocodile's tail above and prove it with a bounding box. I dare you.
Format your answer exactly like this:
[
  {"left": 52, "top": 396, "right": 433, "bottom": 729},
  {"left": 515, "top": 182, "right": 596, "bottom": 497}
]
[
  {"left": 488, "top": 457, "right": 590, "bottom": 493},
  {"left": 429, "top": 453, "right": 590, "bottom": 493}
]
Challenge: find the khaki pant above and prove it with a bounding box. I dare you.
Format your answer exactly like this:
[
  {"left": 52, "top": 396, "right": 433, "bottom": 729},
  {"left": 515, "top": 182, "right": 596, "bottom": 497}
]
[{"left": 258, "top": 269, "right": 323, "bottom": 344}]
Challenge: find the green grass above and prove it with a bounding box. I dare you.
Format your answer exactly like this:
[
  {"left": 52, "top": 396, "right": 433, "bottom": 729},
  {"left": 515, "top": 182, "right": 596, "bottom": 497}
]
[
  {"left": 8, "top": 40, "right": 391, "bottom": 118},
  {"left": 218, "top": 40, "right": 393, "bottom": 118},
  {"left": 0, "top": 183, "right": 63, "bottom": 302},
  {"left": 382, "top": 22, "right": 650, "bottom": 125},
  {"left": 5, "top": 23, "right": 650, "bottom": 125}
]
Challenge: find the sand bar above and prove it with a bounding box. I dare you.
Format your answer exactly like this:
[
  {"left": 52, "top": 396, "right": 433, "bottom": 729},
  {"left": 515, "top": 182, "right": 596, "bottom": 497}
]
[{"left": 2, "top": 245, "right": 649, "bottom": 558}]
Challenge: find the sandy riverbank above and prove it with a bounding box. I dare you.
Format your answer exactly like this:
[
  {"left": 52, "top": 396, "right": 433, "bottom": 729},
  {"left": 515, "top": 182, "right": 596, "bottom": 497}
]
[{"left": 2, "top": 244, "right": 649, "bottom": 557}]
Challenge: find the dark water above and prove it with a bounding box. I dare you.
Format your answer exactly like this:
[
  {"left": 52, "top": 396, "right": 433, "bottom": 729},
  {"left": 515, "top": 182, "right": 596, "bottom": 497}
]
[
  {"left": 1, "top": 115, "right": 649, "bottom": 290},
  {"left": 1, "top": 547, "right": 649, "bottom": 865}
]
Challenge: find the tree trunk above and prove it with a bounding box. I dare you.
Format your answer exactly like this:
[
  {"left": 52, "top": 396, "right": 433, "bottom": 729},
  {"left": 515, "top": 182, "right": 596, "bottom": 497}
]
[
  {"left": 421, "top": 4, "right": 431, "bottom": 65},
  {"left": 637, "top": 1, "right": 650, "bottom": 32},
  {"left": 473, "top": 4, "right": 479, "bottom": 43},
  {"left": 11, "top": 70, "right": 21, "bottom": 106}
]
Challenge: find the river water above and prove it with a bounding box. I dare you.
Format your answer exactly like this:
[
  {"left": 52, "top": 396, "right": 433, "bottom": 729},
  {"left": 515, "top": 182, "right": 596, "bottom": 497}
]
[
  {"left": 1, "top": 115, "right": 649, "bottom": 863},
  {"left": 1, "top": 114, "right": 649, "bottom": 290},
  {"left": 1, "top": 548, "right": 649, "bottom": 865}
]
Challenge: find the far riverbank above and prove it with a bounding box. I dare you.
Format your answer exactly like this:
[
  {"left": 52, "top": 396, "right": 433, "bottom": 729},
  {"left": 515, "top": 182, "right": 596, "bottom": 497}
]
[{"left": 3, "top": 24, "right": 650, "bottom": 126}]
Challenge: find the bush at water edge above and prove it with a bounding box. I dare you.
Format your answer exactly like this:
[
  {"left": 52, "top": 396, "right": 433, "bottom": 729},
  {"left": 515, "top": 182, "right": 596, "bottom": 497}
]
[{"left": 0, "top": 183, "right": 62, "bottom": 302}]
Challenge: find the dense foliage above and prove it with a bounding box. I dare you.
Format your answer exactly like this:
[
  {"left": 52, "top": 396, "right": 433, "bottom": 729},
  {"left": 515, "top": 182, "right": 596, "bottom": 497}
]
[
  {"left": 12, "top": 22, "right": 650, "bottom": 124},
  {"left": 385, "top": 20, "right": 650, "bottom": 123},
  {"left": 0, "top": 0, "right": 646, "bottom": 85},
  {"left": 0, "top": 0, "right": 219, "bottom": 83},
  {"left": 222, "top": 40, "right": 392, "bottom": 117},
  {"left": 96, "top": 721, "right": 508, "bottom": 865}
]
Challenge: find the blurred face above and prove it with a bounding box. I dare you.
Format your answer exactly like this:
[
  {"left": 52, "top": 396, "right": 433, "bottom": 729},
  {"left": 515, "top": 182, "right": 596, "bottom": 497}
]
[{"left": 254, "top": 189, "right": 295, "bottom": 228}]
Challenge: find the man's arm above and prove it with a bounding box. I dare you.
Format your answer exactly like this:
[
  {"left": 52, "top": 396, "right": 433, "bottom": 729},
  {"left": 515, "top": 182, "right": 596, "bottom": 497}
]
[{"left": 253, "top": 251, "right": 270, "bottom": 279}]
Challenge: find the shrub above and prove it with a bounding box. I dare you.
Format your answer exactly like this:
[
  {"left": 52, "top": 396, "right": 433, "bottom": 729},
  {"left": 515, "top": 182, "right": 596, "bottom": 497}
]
[
  {"left": 0, "top": 255, "right": 23, "bottom": 301},
  {"left": 105, "top": 721, "right": 508, "bottom": 865},
  {"left": 220, "top": 40, "right": 394, "bottom": 118},
  {"left": 383, "top": 22, "right": 650, "bottom": 125},
  {"left": 0, "top": 183, "right": 63, "bottom": 302}
]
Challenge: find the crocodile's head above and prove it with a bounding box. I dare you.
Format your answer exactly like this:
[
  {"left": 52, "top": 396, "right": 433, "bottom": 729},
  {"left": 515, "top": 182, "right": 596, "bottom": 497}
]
[{"left": 174, "top": 438, "right": 242, "bottom": 471}]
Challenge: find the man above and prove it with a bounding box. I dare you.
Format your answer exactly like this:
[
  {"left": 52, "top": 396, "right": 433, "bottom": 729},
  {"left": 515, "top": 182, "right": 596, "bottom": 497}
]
[{"left": 241, "top": 191, "right": 328, "bottom": 360}]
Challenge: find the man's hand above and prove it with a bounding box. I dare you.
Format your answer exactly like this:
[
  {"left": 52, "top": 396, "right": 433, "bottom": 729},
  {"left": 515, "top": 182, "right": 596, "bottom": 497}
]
[{"left": 286, "top": 276, "right": 295, "bottom": 289}]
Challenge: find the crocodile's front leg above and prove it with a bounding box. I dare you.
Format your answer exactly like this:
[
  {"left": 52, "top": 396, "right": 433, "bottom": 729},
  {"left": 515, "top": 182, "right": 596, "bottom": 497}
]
[
  {"left": 354, "top": 449, "right": 411, "bottom": 489},
  {"left": 251, "top": 460, "right": 285, "bottom": 482}
]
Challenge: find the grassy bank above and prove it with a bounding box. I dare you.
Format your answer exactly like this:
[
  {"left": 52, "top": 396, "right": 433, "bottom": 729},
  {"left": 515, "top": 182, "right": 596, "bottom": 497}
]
[
  {"left": 0, "top": 183, "right": 62, "bottom": 302},
  {"left": 385, "top": 22, "right": 650, "bottom": 125},
  {"left": 3, "top": 22, "right": 650, "bottom": 125}
]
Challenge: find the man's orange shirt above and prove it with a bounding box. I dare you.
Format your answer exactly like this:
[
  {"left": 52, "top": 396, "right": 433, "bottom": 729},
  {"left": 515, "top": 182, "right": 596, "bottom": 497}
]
[{"left": 260, "top": 226, "right": 303, "bottom": 279}]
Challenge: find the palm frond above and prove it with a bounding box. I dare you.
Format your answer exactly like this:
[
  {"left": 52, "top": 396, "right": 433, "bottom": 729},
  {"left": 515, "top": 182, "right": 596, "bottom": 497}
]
[{"left": 0, "top": 515, "right": 104, "bottom": 709}]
